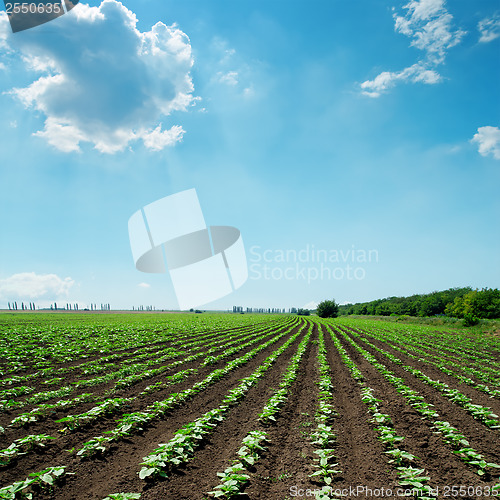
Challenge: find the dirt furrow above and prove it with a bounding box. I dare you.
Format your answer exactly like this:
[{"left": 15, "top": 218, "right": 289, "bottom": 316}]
[
  {"left": 242, "top": 323, "right": 319, "bottom": 499},
  {"left": 37, "top": 322, "right": 307, "bottom": 499},
  {"left": 0, "top": 326, "right": 287, "bottom": 447},
  {"left": 341, "top": 326, "right": 500, "bottom": 416},
  {"left": 333, "top": 327, "right": 499, "bottom": 488},
  {"left": 139, "top": 324, "right": 315, "bottom": 500},
  {"left": 0, "top": 322, "right": 303, "bottom": 493},
  {"left": 323, "top": 325, "right": 398, "bottom": 489}
]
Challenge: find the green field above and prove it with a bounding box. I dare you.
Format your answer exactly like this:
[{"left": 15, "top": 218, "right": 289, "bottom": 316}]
[{"left": 0, "top": 312, "right": 499, "bottom": 499}]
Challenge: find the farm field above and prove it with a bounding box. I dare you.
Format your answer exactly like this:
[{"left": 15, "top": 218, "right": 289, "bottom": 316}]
[{"left": 0, "top": 312, "right": 499, "bottom": 500}]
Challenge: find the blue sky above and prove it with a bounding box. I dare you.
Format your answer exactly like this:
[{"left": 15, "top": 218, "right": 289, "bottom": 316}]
[{"left": 0, "top": 0, "right": 499, "bottom": 311}]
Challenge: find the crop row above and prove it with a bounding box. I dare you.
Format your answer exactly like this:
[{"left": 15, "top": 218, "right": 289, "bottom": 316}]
[
  {"left": 1, "top": 319, "right": 288, "bottom": 411},
  {"left": 326, "top": 324, "right": 439, "bottom": 499},
  {"left": 306, "top": 326, "right": 340, "bottom": 500},
  {"left": 206, "top": 321, "right": 314, "bottom": 498},
  {"left": 345, "top": 329, "right": 500, "bottom": 429},
  {"left": 138, "top": 321, "right": 312, "bottom": 481},
  {"left": 348, "top": 326, "right": 500, "bottom": 398},
  {"left": 0, "top": 313, "right": 286, "bottom": 376},
  {"left": 1, "top": 320, "right": 291, "bottom": 424},
  {"left": 334, "top": 326, "right": 500, "bottom": 481},
  {"left": 345, "top": 322, "right": 499, "bottom": 387},
  {"left": 77, "top": 320, "right": 303, "bottom": 458}
]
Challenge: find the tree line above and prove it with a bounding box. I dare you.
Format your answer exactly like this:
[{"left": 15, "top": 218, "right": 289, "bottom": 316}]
[{"left": 339, "top": 287, "right": 500, "bottom": 320}]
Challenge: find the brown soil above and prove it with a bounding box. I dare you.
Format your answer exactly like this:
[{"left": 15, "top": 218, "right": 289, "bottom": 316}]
[
  {"left": 332, "top": 326, "right": 500, "bottom": 493},
  {"left": 1, "top": 318, "right": 498, "bottom": 500}
]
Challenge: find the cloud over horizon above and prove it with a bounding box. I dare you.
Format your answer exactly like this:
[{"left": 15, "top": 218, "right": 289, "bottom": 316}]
[
  {"left": 0, "top": 1, "right": 196, "bottom": 153},
  {"left": 0, "top": 272, "right": 75, "bottom": 299}
]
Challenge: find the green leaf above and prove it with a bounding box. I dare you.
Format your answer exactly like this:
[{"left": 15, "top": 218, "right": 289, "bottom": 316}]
[
  {"left": 138, "top": 467, "right": 156, "bottom": 479},
  {"left": 41, "top": 473, "right": 54, "bottom": 485}
]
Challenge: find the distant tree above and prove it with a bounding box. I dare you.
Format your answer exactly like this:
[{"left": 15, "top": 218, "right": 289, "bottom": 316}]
[
  {"left": 317, "top": 299, "right": 339, "bottom": 318},
  {"left": 297, "top": 308, "right": 310, "bottom": 316},
  {"left": 375, "top": 302, "right": 392, "bottom": 316},
  {"left": 446, "top": 288, "right": 500, "bottom": 320}
]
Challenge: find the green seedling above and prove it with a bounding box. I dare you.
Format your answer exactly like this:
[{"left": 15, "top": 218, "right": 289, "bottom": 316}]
[
  {"left": 16, "top": 434, "right": 56, "bottom": 451},
  {"left": 309, "top": 449, "right": 342, "bottom": 485},
  {"left": 208, "top": 463, "right": 250, "bottom": 498},
  {"left": 385, "top": 448, "right": 418, "bottom": 465},
  {"left": 0, "top": 443, "right": 22, "bottom": 466}
]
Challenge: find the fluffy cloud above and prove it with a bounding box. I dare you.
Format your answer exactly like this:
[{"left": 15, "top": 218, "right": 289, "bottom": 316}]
[
  {"left": 478, "top": 15, "right": 500, "bottom": 43},
  {"left": 141, "top": 125, "right": 185, "bottom": 152},
  {"left": 361, "top": 0, "right": 465, "bottom": 97},
  {"left": 0, "top": 1, "right": 196, "bottom": 153},
  {"left": 361, "top": 63, "right": 440, "bottom": 97},
  {"left": 471, "top": 126, "right": 500, "bottom": 160},
  {"left": 0, "top": 272, "right": 75, "bottom": 299},
  {"left": 394, "top": 0, "right": 465, "bottom": 63},
  {"left": 138, "top": 282, "right": 151, "bottom": 288}
]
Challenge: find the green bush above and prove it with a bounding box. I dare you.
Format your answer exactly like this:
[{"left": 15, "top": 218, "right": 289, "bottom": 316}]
[
  {"left": 297, "top": 309, "right": 310, "bottom": 316},
  {"left": 462, "top": 313, "right": 480, "bottom": 327},
  {"left": 317, "top": 300, "right": 339, "bottom": 318}
]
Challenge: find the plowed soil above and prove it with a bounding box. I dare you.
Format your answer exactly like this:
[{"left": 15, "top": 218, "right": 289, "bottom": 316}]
[{"left": 1, "top": 315, "right": 499, "bottom": 500}]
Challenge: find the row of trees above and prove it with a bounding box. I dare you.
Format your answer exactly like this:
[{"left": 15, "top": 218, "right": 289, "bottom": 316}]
[
  {"left": 7, "top": 303, "right": 111, "bottom": 311},
  {"left": 8, "top": 302, "right": 36, "bottom": 310},
  {"left": 232, "top": 306, "right": 288, "bottom": 313},
  {"left": 339, "top": 287, "right": 500, "bottom": 319}
]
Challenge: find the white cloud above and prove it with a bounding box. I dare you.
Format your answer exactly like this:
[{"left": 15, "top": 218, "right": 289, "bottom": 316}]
[
  {"left": 138, "top": 282, "right": 151, "bottom": 288},
  {"left": 471, "top": 126, "right": 500, "bottom": 160},
  {"left": 362, "top": 0, "right": 465, "bottom": 97},
  {"left": 361, "top": 63, "right": 440, "bottom": 97},
  {"left": 395, "top": 0, "right": 465, "bottom": 63},
  {"left": 33, "top": 117, "right": 88, "bottom": 153},
  {"left": 400, "top": 0, "right": 443, "bottom": 21},
  {"left": 140, "top": 124, "right": 185, "bottom": 152},
  {"left": 218, "top": 71, "right": 239, "bottom": 86},
  {"left": 478, "top": 15, "right": 500, "bottom": 43},
  {"left": 0, "top": 272, "right": 75, "bottom": 299},
  {"left": 0, "top": 1, "right": 196, "bottom": 153}
]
